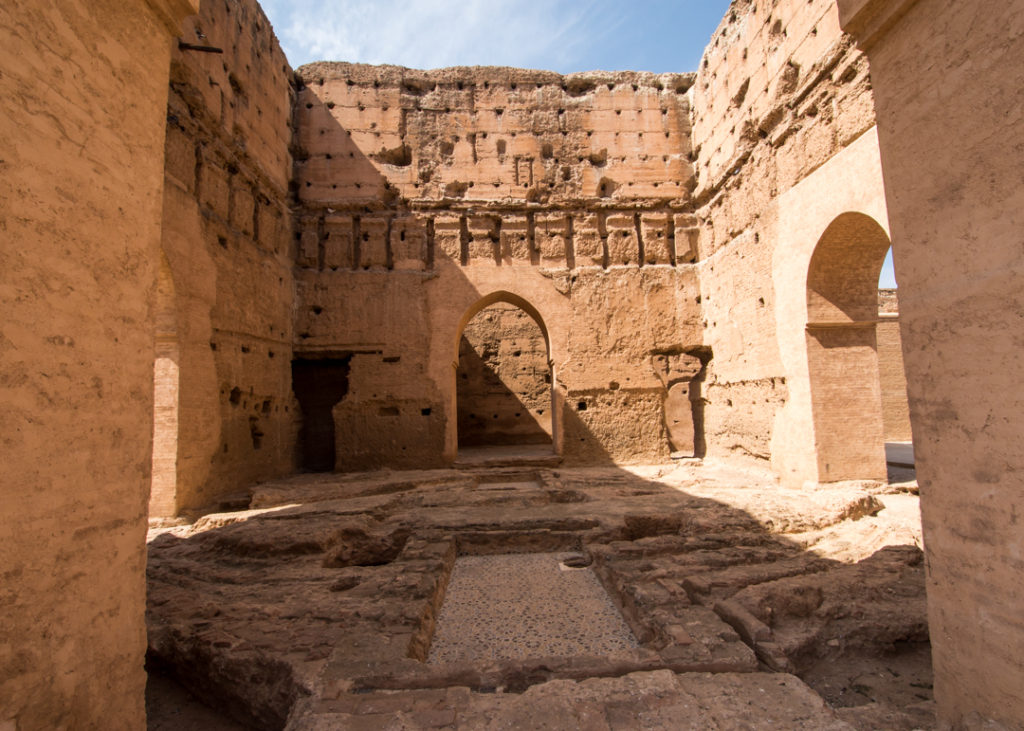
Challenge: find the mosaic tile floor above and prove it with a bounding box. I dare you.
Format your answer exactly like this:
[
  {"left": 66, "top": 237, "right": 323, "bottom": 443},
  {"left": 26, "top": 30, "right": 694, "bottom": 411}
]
[{"left": 427, "top": 552, "right": 638, "bottom": 664}]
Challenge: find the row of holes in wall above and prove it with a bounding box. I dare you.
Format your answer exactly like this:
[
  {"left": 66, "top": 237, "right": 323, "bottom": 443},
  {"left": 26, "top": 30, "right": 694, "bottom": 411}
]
[
  {"left": 299, "top": 131, "right": 691, "bottom": 194},
  {"left": 302, "top": 129, "right": 685, "bottom": 170}
]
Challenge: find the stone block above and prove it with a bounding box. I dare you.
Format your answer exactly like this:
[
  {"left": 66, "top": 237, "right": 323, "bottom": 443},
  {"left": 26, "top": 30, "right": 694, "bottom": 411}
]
[
  {"left": 573, "top": 213, "right": 604, "bottom": 267},
  {"left": 673, "top": 214, "right": 700, "bottom": 264},
  {"left": 467, "top": 215, "right": 499, "bottom": 265},
  {"left": 164, "top": 124, "right": 195, "bottom": 192},
  {"left": 324, "top": 214, "right": 354, "bottom": 270},
  {"left": 199, "top": 161, "right": 230, "bottom": 219},
  {"left": 230, "top": 182, "right": 255, "bottom": 237},
  {"left": 535, "top": 213, "right": 569, "bottom": 267},
  {"left": 258, "top": 201, "right": 282, "bottom": 253},
  {"left": 499, "top": 214, "right": 531, "bottom": 264},
  {"left": 297, "top": 216, "right": 320, "bottom": 268},
  {"left": 390, "top": 216, "right": 427, "bottom": 271},
  {"left": 358, "top": 216, "right": 388, "bottom": 269},
  {"left": 433, "top": 215, "right": 463, "bottom": 263},
  {"left": 605, "top": 213, "right": 638, "bottom": 266},
  {"left": 640, "top": 213, "right": 672, "bottom": 265}
]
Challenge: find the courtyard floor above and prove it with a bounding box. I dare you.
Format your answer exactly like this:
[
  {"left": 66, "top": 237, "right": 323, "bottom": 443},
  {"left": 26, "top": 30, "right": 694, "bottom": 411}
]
[{"left": 146, "top": 458, "right": 932, "bottom": 730}]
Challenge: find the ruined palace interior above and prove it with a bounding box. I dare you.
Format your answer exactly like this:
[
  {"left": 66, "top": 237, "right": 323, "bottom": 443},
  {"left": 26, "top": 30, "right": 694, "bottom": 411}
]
[{"left": 3, "top": 0, "right": 1024, "bottom": 729}]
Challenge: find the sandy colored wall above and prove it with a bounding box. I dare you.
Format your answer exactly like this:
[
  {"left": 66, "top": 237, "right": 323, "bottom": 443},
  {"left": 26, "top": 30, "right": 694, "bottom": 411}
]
[
  {"left": 690, "top": 0, "right": 888, "bottom": 483},
  {"left": 876, "top": 289, "right": 911, "bottom": 442},
  {"left": 291, "top": 64, "right": 704, "bottom": 468},
  {"left": 0, "top": 0, "right": 196, "bottom": 727},
  {"left": 158, "top": 0, "right": 296, "bottom": 513},
  {"left": 838, "top": 0, "right": 1024, "bottom": 725}
]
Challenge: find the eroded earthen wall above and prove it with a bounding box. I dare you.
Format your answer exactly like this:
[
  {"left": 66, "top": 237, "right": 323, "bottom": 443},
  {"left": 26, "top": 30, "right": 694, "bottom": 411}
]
[
  {"left": 0, "top": 0, "right": 195, "bottom": 727},
  {"left": 160, "top": 0, "right": 296, "bottom": 511},
  {"left": 291, "top": 64, "right": 703, "bottom": 467},
  {"left": 689, "top": 0, "right": 888, "bottom": 482}
]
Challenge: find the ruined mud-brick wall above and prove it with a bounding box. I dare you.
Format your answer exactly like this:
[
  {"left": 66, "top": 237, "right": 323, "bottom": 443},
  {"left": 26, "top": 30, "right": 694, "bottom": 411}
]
[
  {"left": 457, "top": 303, "right": 552, "bottom": 446},
  {"left": 0, "top": 0, "right": 195, "bottom": 727},
  {"left": 291, "top": 63, "right": 703, "bottom": 468},
  {"left": 877, "top": 289, "right": 911, "bottom": 441},
  {"left": 160, "top": 0, "right": 296, "bottom": 511},
  {"left": 689, "top": 0, "right": 883, "bottom": 476}
]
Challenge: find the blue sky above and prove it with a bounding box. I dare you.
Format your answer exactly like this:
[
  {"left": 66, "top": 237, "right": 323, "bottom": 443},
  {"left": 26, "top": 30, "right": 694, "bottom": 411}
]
[
  {"left": 258, "top": 0, "right": 897, "bottom": 287},
  {"left": 259, "top": 0, "right": 731, "bottom": 74}
]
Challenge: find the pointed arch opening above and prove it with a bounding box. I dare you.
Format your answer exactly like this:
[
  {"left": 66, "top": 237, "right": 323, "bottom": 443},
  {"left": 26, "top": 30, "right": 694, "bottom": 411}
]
[
  {"left": 454, "top": 292, "right": 554, "bottom": 453},
  {"left": 805, "top": 212, "right": 892, "bottom": 482}
]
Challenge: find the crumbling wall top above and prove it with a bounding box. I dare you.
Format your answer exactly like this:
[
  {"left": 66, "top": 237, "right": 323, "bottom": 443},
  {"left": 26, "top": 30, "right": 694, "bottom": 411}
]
[
  {"left": 293, "top": 62, "right": 697, "bottom": 208},
  {"left": 297, "top": 62, "right": 694, "bottom": 95}
]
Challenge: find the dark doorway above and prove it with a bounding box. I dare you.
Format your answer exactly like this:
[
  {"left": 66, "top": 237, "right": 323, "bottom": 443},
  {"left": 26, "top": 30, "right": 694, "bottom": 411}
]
[{"left": 291, "top": 357, "right": 351, "bottom": 471}]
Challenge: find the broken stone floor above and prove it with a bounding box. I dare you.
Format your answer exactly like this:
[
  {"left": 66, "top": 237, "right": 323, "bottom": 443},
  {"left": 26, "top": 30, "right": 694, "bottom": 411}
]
[{"left": 146, "top": 460, "right": 933, "bottom": 730}]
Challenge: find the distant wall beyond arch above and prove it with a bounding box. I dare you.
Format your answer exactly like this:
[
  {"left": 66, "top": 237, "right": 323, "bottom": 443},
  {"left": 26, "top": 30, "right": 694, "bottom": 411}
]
[
  {"left": 805, "top": 213, "right": 891, "bottom": 482},
  {"left": 454, "top": 293, "right": 555, "bottom": 454},
  {"left": 877, "top": 284, "right": 913, "bottom": 442},
  {"left": 149, "top": 254, "right": 179, "bottom": 519},
  {"left": 456, "top": 301, "right": 553, "bottom": 448},
  {"left": 807, "top": 213, "right": 893, "bottom": 325},
  {"left": 453, "top": 291, "right": 551, "bottom": 362}
]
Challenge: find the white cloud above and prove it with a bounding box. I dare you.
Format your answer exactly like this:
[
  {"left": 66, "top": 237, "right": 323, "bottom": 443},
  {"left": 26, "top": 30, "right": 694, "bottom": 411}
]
[{"left": 261, "top": 0, "right": 629, "bottom": 72}]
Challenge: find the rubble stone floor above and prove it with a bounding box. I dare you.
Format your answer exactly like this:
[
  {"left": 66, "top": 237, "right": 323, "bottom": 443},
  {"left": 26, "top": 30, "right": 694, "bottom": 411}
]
[{"left": 146, "top": 460, "right": 933, "bottom": 730}]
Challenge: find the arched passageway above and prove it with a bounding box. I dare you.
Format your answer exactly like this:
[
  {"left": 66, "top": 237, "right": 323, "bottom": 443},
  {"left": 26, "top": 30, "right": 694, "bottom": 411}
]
[
  {"left": 805, "top": 212, "right": 892, "bottom": 482},
  {"left": 149, "top": 255, "right": 179, "bottom": 518},
  {"left": 456, "top": 298, "right": 553, "bottom": 451}
]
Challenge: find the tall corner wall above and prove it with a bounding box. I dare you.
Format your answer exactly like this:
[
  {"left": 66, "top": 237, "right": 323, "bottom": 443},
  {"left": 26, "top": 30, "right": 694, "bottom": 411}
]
[
  {"left": 290, "top": 64, "right": 704, "bottom": 468},
  {"left": 160, "top": 0, "right": 297, "bottom": 512},
  {"left": 0, "top": 0, "right": 195, "bottom": 727},
  {"left": 688, "top": 0, "right": 888, "bottom": 483}
]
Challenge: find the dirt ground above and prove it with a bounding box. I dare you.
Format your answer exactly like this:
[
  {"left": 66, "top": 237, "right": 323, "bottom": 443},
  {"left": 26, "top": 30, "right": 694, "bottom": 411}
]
[
  {"left": 147, "top": 665, "right": 248, "bottom": 730},
  {"left": 145, "top": 458, "right": 931, "bottom": 730},
  {"left": 802, "top": 643, "right": 935, "bottom": 730}
]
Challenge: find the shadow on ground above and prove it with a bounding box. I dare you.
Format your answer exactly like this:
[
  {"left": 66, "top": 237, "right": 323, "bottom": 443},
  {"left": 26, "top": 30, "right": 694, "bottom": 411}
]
[{"left": 145, "top": 453, "right": 931, "bottom": 731}]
